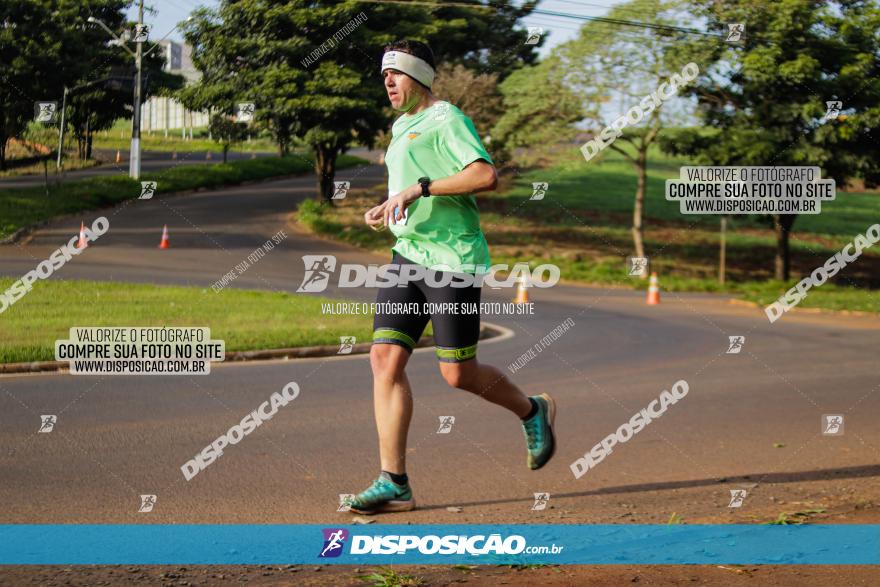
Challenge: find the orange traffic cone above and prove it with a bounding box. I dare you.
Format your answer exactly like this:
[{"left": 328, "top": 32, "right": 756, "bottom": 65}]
[
  {"left": 115, "top": 150, "right": 122, "bottom": 163},
  {"left": 76, "top": 222, "right": 88, "bottom": 249},
  {"left": 646, "top": 272, "right": 660, "bottom": 305},
  {"left": 158, "top": 225, "right": 170, "bottom": 249},
  {"left": 514, "top": 274, "right": 530, "bottom": 304}
]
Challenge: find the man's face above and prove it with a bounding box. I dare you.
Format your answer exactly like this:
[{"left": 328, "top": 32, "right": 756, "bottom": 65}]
[{"left": 383, "top": 69, "right": 422, "bottom": 112}]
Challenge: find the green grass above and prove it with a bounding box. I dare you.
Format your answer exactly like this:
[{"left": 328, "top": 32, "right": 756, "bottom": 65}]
[
  {"left": 296, "top": 145, "right": 880, "bottom": 314},
  {"left": 0, "top": 153, "right": 368, "bottom": 240},
  {"left": 735, "top": 280, "right": 880, "bottom": 313},
  {"left": 491, "top": 146, "right": 880, "bottom": 311},
  {"left": 485, "top": 254, "right": 880, "bottom": 313},
  {"left": 507, "top": 145, "right": 880, "bottom": 239},
  {"left": 764, "top": 509, "right": 826, "bottom": 525},
  {"left": 357, "top": 567, "right": 424, "bottom": 587},
  {"left": 298, "top": 198, "right": 395, "bottom": 251},
  {"left": 92, "top": 118, "right": 284, "bottom": 153},
  {"left": 0, "top": 279, "right": 375, "bottom": 363},
  {"left": 0, "top": 157, "right": 100, "bottom": 178}
]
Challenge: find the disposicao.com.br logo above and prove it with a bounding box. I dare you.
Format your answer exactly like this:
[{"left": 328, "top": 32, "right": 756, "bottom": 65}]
[
  {"left": 297, "top": 255, "right": 560, "bottom": 292},
  {"left": 318, "top": 529, "right": 563, "bottom": 557}
]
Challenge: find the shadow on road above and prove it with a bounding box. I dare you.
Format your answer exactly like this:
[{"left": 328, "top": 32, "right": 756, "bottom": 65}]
[{"left": 417, "top": 464, "right": 880, "bottom": 511}]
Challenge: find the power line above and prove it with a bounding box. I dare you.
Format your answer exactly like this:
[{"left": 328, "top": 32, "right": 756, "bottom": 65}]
[
  {"left": 351, "top": 0, "right": 494, "bottom": 9},
  {"left": 532, "top": 8, "right": 720, "bottom": 38},
  {"left": 353, "top": 0, "right": 724, "bottom": 39},
  {"left": 548, "top": 0, "right": 653, "bottom": 19},
  {"left": 525, "top": 18, "right": 587, "bottom": 34}
]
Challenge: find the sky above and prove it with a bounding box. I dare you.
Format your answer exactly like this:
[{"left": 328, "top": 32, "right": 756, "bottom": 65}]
[{"left": 126, "top": 0, "right": 626, "bottom": 58}]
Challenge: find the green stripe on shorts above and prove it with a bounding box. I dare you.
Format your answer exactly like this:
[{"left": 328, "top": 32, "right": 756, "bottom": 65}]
[
  {"left": 435, "top": 343, "right": 477, "bottom": 363},
  {"left": 373, "top": 328, "right": 417, "bottom": 350}
]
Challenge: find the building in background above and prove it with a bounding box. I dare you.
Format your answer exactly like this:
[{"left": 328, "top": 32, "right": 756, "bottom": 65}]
[{"left": 141, "top": 41, "right": 208, "bottom": 136}]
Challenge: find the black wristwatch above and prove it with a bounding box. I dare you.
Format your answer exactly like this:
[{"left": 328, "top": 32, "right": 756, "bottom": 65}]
[{"left": 418, "top": 176, "right": 431, "bottom": 197}]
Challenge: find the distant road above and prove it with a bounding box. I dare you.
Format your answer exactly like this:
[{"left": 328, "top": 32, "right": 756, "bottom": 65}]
[{"left": 0, "top": 146, "right": 379, "bottom": 190}]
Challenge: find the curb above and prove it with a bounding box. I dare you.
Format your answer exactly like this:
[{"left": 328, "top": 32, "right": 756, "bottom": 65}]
[{"left": 0, "top": 323, "right": 508, "bottom": 375}]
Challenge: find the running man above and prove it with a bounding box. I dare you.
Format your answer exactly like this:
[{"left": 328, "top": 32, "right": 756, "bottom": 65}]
[{"left": 347, "top": 40, "right": 557, "bottom": 515}]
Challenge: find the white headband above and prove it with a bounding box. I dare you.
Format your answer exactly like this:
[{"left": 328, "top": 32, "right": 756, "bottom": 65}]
[{"left": 381, "top": 50, "right": 435, "bottom": 88}]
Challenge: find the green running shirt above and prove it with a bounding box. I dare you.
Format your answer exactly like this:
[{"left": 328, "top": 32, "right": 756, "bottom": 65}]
[{"left": 385, "top": 101, "right": 492, "bottom": 273}]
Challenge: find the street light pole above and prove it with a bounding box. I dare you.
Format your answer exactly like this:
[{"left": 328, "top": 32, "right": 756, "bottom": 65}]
[
  {"left": 87, "top": 10, "right": 192, "bottom": 180},
  {"left": 130, "top": 0, "right": 144, "bottom": 180}
]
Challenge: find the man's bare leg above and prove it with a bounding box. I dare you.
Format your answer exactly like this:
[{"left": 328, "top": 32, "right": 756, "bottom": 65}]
[
  {"left": 370, "top": 343, "right": 413, "bottom": 474},
  {"left": 347, "top": 343, "right": 417, "bottom": 514},
  {"left": 439, "top": 359, "right": 532, "bottom": 417},
  {"left": 439, "top": 358, "right": 556, "bottom": 470}
]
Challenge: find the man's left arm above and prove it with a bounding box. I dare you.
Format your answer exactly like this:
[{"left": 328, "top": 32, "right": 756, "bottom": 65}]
[
  {"left": 383, "top": 161, "right": 496, "bottom": 226},
  {"left": 424, "top": 160, "right": 498, "bottom": 195}
]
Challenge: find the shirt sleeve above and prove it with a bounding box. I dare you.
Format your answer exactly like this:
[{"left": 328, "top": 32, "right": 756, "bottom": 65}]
[{"left": 439, "top": 113, "right": 494, "bottom": 172}]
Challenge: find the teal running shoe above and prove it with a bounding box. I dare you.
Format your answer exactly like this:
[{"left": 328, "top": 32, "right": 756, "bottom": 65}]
[
  {"left": 347, "top": 472, "right": 415, "bottom": 515},
  {"left": 522, "top": 393, "right": 557, "bottom": 470}
]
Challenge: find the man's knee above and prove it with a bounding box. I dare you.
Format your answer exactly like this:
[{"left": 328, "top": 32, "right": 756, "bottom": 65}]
[
  {"left": 440, "top": 361, "right": 479, "bottom": 391},
  {"left": 370, "top": 344, "right": 408, "bottom": 381}
]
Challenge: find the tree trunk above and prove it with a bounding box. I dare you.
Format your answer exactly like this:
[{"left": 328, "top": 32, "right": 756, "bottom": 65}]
[
  {"left": 631, "top": 148, "right": 647, "bottom": 270},
  {"left": 315, "top": 144, "right": 338, "bottom": 202},
  {"left": 223, "top": 144, "right": 229, "bottom": 164},
  {"left": 86, "top": 128, "right": 93, "bottom": 160},
  {"left": 773, "top": 214, "right": 797, "bottom": 280},
  {"left": 0, "top": 136, "right": 7, "bottom": 171},
  {"left": 274, "top": 116, "right": 290, "bottom": 156}
]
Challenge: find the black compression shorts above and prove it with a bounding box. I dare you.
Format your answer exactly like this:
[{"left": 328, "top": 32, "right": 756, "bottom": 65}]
[{"left": 372, "top": 252, "right": 482, "bottom": 362}]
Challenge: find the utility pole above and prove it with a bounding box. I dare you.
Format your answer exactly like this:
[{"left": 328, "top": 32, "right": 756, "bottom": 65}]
[
  {"left": 130, "top": 0, "right": 144, "bottom": 179},
  {"left": 88, "top": 10, "right": 191, "bottom": 179}
]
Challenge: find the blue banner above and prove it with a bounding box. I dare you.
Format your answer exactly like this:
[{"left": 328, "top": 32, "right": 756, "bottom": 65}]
[{"left": 1, "top": 524, "right": 877, "bottom": 565}]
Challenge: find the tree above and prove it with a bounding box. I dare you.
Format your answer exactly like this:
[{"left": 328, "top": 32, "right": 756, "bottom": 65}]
[
  {"left": 491, "top": 55, "right": 583, "bottom": 167},
  {"left": 20, "top": 122, "right": 56, "bottom": 194},
  {"left": 0, "top": 0, "right": 177, "bottom": 168},
  {"left": 555, "top": 0, "right": 711, "bottom": 263},
  {"left": 0, "top": 0, "right": 74, "bottom": 169},
  {"left": 0, "top": 0, "right": 138, "bottom": 166},
  {"left": 663, "top": 0, "right": 880, "bottom": 280},
  {"left": 432, "top": 63, "right": 503, "bottom": 139},
  {"left": 209, "top": 113, "right": 248, "bottom": 163},
  {"left": 181, "top": 0, "right": 541, "bottom": 202},
  {"left": 67, "top": 84, "right": 127, "bottom": 160}
]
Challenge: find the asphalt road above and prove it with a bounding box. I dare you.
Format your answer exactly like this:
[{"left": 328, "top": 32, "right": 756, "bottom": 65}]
[
  {"left": 0, "top": 147, "right": 378, "bottom": 190},
  {"left": 0, "top": 164, "right": 878, "bottom": 527}
]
